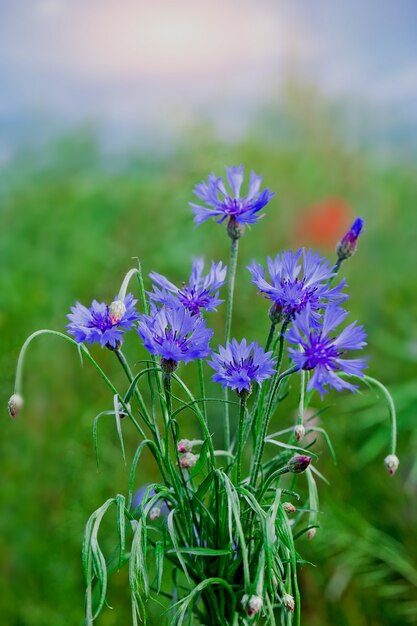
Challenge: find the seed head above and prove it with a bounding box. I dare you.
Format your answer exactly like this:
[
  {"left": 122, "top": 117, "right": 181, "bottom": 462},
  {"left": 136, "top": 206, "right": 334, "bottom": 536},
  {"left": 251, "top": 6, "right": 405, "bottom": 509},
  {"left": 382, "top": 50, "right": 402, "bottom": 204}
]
[
  {"left": 282, "top": 502, "right": 296, "bottom": 514},
  {"left": 178, "top": 439, "right": 193, "bottom": 453},
  {"left": 294, "top": 424, "right": 305, "bottom": 441},
  {"left": 287, "top": 455, "right": 312, "bottom": 474},
  {"left": 384, "top": 454, "right": 399, "bottom": 476},
  {"left": 282, "top": 593, "right": 295, "bottom": 612},
  {"left": 242, "top": 594, "right": 263, "bottom": 617},
  {"left": 108, "top": 299, "right": 127, "bottom": 325},
  {"left": 8, "top": 393, "right": 23, "bottom": 418},
  {"left": 179, "top": 452, "right": 198, "bottom": 469}
]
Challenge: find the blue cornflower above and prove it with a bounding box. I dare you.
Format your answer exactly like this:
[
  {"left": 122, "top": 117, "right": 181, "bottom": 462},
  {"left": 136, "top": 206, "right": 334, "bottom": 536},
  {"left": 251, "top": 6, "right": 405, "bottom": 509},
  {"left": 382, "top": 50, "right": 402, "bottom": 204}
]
[
  {"left": 66, "top": 294, "right": 139, "bottom": 349},
  {"left": 286, "top": 305, "right": 367, "bottom": 397},
  {"left": 190, "top": 165, "right": 275, "bottom": 238},
  {"left": 138, "top": 303, "right": 213, "bottom": 371},
  {"left": 337, "top": 217, "right": 364, "bottom": 260},
  {"left": 149, "top": 258, "right": 227, "bottom": 316},
  {"left": 208, "top": 338, "right": 276, "bottom": 395},
  {"left": 248, "top": 249, "right": 346, "bottom": 323}
]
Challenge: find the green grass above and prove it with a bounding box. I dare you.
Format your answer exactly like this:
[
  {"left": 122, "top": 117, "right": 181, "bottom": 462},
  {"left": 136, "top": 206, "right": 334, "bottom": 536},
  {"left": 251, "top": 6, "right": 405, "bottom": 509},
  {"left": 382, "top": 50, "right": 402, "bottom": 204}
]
[{"left": 1, "top": 107, "right": 417, "bottom": 625}]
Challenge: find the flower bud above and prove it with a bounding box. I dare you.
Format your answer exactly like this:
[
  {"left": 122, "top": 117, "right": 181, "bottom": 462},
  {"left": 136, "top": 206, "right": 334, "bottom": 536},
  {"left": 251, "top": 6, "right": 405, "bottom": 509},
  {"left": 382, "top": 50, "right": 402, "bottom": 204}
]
[
  {"left": 307, "top": 528, "right": 316, "bottom": 541},
  {"left": 282, "top": 593, "right": 295, "bottom": 612},
  {"left": 149, "top": 506, "right": 161, "bottom": 521},
  {"left": 287, "top": 455, "right": 312, "bottom": 474},
  {"left": 336, "top": 217, "right": 364, "bottom": 261},
  {"left": 384, "top": 454, "right": 399, "bottom": 476},
  {"left": 178, "top": 439, "right": 193, "bottom": 453},
  {"left": 269, "top": 302, "right": 284, "bottom": 324},
  {"left": 242, "top": 594, "right": 263, "bottom": 617},
  {"left": 8, "top": 393, "right": 23, "bottom": 418},
  {"left": 179, "top": 452, "right": 198, "bottom": 469},
  {"left": 161, "top": 358, "right": 178, "bottom": 374},
  {"left": 294, "top": 424, "right": 305, "bottom": 442},
  {"left": 282, "top": 502, "right": 296, "bottom": 514},
  {"left": 227, "top": 216, "right": 244, "bottom": 240},
  {"left": 108, "top": 299, "right": 126, "bottom": 325}
]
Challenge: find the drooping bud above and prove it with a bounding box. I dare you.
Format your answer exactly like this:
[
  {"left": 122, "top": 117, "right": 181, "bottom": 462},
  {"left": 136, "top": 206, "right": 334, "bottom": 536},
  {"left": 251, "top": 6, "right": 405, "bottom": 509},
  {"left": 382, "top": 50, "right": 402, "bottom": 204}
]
[
  {"left": 269, "top": 302, "right": 284, "bottom": 324},
  {"left": 282, "top": 502, "right": 296, "bottom": 514},
  {"left": 384, "top": 454, "right": 399, "bottom": 476},
  {"left": 336, "top": 217, "right": 364, "bottom": 261},
  {"left": 8, "top": 393, "right": 23, "bottom": 418},
  {"left": 282, "top": 593, "right": 295, "bottom": 612},
  {"left": 294, "top": 424, "right": 305, "bottom": 442},
  {"left": 149, "top": 506, "right": 161, "bottom": 521},
  {"left": 307, "top": 528, "right": 316, "bottom": 541},
  {"left": 227, "top": 216, "right": 244, "bottom": 240},
  {"left": 242, "top": 594, "right": 263, "bottom": 617},
  {"left": 161, "top": 358, "right": 178, "bottom": 374},
  {"left": 179, "top": 452, "right": 198, "bottom": 469},
  {"left": 178, "top": 439, "right": 193, "bottom": 453},
  {"left": 108, "top": 299, "right": 126, "bottom": 325},
  {"left": 287, "top": 455, "right": 312, "bottom": 474}
]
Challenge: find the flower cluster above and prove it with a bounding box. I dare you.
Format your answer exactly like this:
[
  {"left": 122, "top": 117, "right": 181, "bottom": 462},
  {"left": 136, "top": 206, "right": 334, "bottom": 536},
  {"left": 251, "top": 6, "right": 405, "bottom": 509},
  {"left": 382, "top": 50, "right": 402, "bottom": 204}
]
[{"left": 149, "top": 258, "right": 227, "bottom": 316}]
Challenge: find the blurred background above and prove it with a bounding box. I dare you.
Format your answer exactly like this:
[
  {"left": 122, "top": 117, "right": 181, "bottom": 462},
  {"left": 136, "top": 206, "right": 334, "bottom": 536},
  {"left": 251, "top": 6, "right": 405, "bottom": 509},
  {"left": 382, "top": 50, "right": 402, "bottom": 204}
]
[{"left": 1, "top": 1, "right": 417, "bottom": 624}]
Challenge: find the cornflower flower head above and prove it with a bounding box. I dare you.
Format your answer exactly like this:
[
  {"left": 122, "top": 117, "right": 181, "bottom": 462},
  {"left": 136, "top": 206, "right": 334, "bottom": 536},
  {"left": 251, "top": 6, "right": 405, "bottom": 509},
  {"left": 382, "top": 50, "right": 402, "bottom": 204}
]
[
  {"left": 248, "top": 249, "right": 346, "bottom": 323},
  {"left": 137, "top": 303, "right": 213, "bottom": 372},
  {"left": 190, "top": 164, "right": 275, "bottom": 239},
  {"left": 208, "top": 338, "right": 276, "bottom": 396},
  {"left": 149, "top": 258, "right": 227, "bottom": 316},
  {"left": 337, "top": 217, "right": 364, "bottom": 260},
  {"left": 287, "top": 304, "right": 367, "bottom": 398},
  {"left": 66, "top": 294, "right": 139, "bottom": 349}
]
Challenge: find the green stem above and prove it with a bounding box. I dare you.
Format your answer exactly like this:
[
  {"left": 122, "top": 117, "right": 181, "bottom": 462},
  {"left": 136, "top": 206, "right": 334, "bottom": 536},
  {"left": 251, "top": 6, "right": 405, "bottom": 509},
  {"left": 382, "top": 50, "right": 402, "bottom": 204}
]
[
  {"left": 115, "top": 349, "right": 155, "bottom": 434},
  {"left": 249, "top": 367, "right": 298, "bottom": 488},
  {"left": 297, "top": 369, "right": 305, "bottom": 427},
  {"left": 197, "top": 359, "right": 207, "bottom": 423},
  {"left": 235, "top": 397, "right": 246, "bottom": 484},
  {"left": 265, "top": 321, "right": 277, "bottom": 352},
  {"left": 224, "top": 237, "right": 239, "bottom": 451}
]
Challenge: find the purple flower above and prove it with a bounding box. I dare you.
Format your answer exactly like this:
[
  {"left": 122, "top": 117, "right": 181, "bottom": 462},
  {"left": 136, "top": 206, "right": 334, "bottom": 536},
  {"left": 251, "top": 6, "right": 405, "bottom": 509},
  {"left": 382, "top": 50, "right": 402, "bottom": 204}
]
[
  {"left": 248, "top": 249, "right": 346, "bottom": 323},
  {"left": 133, "top": 486, "right": 169, "bottom": 518},
  {"left": 66, "top": 294, "right": 139, "bottom": 349},
  {"left": 190, "top": 165, "right": 275, "bottom": 236},
  {"left": 337, "top": 217, "right": 365, "bottom": 260},
  {"left": 208, "top": 338, "right": 276, "bottom": 394},
  {"left": 149, "top": 258, "right": 227, "bottom": 316},
  {"left": 286, "top": 305, "right": 367, "bottom": 397},
  {"left": 138, "top": 303, "right": 213, "bottom": 369}
]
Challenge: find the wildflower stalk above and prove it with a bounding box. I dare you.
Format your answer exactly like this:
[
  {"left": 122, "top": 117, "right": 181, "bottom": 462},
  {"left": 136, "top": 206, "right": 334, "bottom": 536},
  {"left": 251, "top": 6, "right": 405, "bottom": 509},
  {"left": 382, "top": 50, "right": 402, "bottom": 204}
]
[
  {"left": 250, "top": 366, "right": 298, "bottom": 487},
  {"left": 235, "top": 396, "right": 247, "bottom": 484},
  {"left": 224, "top": 237, "right": 239, "bottom": 450},
  {"left": 197, "top": 359, "right": 207, "bottom": 423},
  {"left": 114, "top": 348, "right": 155, "bottom": 435},
  {"left": 265, "top": 321, "right": 277, "bottom": 352}
]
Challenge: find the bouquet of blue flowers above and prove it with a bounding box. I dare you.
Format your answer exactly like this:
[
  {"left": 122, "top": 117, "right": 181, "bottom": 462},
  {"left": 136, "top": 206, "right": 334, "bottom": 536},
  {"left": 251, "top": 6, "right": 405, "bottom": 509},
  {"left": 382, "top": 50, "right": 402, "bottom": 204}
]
[{"left": 9, "top": 165, "right": 399, "bottom": 625}]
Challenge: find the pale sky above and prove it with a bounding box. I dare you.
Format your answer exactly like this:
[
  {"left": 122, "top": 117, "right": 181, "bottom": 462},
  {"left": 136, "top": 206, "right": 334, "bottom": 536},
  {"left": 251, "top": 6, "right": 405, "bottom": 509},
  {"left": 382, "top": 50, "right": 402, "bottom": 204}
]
[{"left": 0, "top": 0, "right": 416, "bottom": 154}]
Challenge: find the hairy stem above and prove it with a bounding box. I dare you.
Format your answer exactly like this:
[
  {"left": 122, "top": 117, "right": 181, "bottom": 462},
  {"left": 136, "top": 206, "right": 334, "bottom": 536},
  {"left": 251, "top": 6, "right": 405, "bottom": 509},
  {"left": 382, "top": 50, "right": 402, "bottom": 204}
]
[{"left": 224, "top": 237, "right": 239, "bottom": 451}]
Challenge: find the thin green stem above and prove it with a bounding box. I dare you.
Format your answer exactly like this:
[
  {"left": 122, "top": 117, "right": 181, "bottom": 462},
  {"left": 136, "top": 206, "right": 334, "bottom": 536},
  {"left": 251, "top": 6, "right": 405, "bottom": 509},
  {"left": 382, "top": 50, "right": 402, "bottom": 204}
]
[
  {"left": 235, "top": 397, "right": 246, "bottom": 484},
  {"left": 224, "top": 237, "right": 239, "bottom": 450},
  {"left": 197, "top": 359, "right": 207, "bottom": 423},
  {"left": 265, "top": 321, "right": 277, "bottom": 352},
  {"left": 297, "top": 369, "right": 305, "bottom": 427},
  {"left": 115, "top": 349, "right": 154, "bottom": 433}
]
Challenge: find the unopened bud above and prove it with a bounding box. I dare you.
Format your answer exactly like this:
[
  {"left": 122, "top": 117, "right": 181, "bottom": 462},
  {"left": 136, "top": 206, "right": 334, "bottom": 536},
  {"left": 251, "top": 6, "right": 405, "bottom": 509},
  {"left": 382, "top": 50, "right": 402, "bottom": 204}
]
[
  {"left": 108, "top": 299, "right": 126, "bottom": 325},
  {"left": 287, "top": 455, "right": 312, "bottom": 474},
  {"left": 8, "top": 393, "right": 23, "bottom": 418},
  {"left": 294, "top": 424, "right": 305, "bottom": 442},
  {"left": 282, "top": 593, "right": 295, "bottom": 612},
  {"left": 149, "top": 506, "right": 161, "bottom": 521},
  {"left": 161, "top": 358, "right": 178, "bottom": 374},
  {"left": 178, "top": 439, "right": 192, "bottom": 453},
  {"left": 242, "top": 594, "right": 263, "bottom": 617},
  {"left": 336, "top": 217, "right": 364, "bottom": 261},
  {"left": 307, "top": 528, "right": 316, "bottom": 541},
  {"left": 227, "top": 216, "right": 244, "bottom": 240},
  {"left": 282, "top": 502, "right": 296, "bottom": 514},
  {"left": 179, "top": 452, "right": 198, "bottom": 469},
  {"left": 384, "top": 454, "right": 399, "bottom": 476}
]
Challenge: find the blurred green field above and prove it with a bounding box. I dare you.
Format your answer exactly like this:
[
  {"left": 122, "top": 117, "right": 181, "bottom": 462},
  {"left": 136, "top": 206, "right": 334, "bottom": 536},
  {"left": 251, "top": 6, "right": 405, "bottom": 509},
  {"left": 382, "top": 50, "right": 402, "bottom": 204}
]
[{"left": 1, "top": 101, "right": 417, "bottom": 625}]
